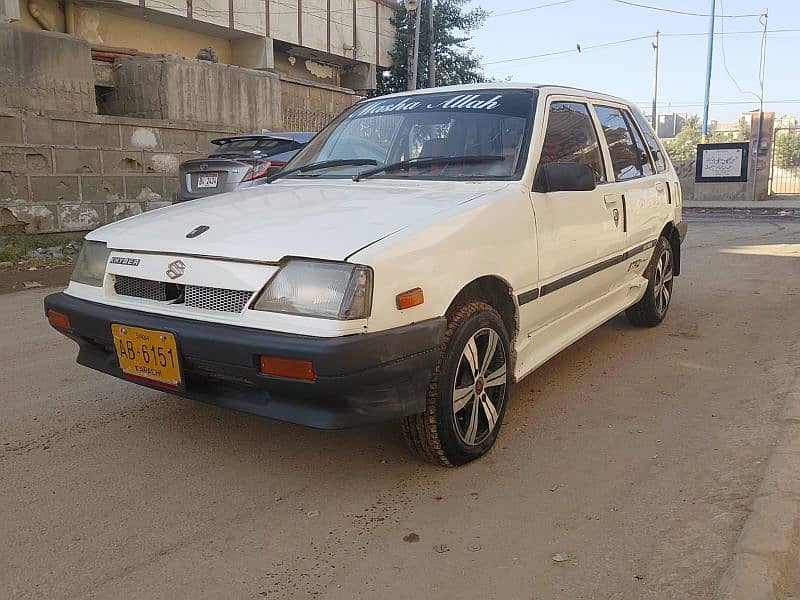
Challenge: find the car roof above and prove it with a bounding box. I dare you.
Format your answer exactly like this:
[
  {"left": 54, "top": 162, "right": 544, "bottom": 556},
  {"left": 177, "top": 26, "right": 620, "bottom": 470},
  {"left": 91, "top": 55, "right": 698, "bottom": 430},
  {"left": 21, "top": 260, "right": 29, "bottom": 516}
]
[
  {"left": 210, "top": 132, "right": 314, "bottom": 145},
  {"left": 359, "top": 83, "right": 635, "bottom": 109}
]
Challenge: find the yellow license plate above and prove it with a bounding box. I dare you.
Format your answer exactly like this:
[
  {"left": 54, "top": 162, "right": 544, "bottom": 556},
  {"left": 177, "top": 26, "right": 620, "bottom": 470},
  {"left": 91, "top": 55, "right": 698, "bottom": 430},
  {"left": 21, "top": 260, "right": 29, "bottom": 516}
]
[{"left": 111, "top": 324, "right": 182, "bottom": 386}]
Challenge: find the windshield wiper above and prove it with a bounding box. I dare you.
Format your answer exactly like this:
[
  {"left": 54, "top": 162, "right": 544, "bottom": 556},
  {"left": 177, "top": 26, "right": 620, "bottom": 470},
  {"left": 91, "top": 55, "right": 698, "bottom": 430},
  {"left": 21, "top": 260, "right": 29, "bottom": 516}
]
[
  {"left": 352, "top": 155, "right": 506, "bottom": 182},
  {"left": 266, "top": 158, "right": 378, "bottom": 183}
]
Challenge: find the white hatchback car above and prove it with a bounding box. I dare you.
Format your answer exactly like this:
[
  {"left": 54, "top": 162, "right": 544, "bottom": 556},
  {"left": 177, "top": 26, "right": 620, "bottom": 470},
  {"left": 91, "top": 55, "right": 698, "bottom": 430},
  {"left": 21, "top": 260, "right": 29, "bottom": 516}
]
[{"left": 46, "top": 84, "right": 687, "bottom": 466}]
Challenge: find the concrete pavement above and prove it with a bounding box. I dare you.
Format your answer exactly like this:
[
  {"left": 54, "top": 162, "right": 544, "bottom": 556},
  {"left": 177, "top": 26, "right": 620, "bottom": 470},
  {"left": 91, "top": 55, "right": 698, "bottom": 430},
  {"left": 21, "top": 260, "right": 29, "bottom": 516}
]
[{"left": 1, "top": 213, "right": 800, "bottom": 599}]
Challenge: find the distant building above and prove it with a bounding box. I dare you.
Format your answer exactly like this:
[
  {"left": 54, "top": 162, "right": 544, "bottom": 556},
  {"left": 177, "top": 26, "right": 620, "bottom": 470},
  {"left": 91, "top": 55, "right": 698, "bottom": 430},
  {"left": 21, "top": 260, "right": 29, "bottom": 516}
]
[
  {"left": 776, "top": 115, "right": 798, "bottom": 129},
  {"left": 657, "top": 113, "right": 686, "bottom": 139},
  {"left": 715, "top": 115, "right": 750, "bottom": 140}
]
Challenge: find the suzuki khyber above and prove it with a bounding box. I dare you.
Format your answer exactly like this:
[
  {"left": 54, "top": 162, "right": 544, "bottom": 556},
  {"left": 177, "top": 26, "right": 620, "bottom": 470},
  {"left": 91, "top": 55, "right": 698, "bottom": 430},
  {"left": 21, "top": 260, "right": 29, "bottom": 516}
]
[{"left": 45, "top": 84, "right": 687, "bottom": 466}]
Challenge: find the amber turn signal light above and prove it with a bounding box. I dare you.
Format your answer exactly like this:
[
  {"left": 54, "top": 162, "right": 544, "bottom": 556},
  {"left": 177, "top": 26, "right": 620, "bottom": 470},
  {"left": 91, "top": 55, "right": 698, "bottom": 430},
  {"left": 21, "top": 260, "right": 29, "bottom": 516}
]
[
  {"left": 47, "top": 309, "right": 71, "bottom": 332},
  {"left": 259, "top": 356, "right": 316, "bottom": 381},
  {"left": 396, "top": 287, "right": 424, "bottom": 310}
]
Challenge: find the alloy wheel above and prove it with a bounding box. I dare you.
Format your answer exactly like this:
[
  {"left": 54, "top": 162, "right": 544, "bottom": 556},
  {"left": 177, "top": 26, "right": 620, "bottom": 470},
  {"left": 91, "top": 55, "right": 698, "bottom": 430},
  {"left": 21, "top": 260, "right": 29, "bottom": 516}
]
[
  {"left": 452, "top": 327, "right": 507, "bottom": 446},
  {"left": 653, "top": 246, "right": 674, "bottom": 317}
]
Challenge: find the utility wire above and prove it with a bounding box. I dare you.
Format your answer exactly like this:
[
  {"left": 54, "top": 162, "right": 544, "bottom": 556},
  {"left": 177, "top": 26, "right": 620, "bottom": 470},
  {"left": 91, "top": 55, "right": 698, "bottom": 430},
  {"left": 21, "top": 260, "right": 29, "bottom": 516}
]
[
  {"left": 718, "top": 0, "right": 760, "bottom": 100},
  {"left": 661, "top": 28, "right": 800, "bottom": 37},
  {"left": 611, "top": 0, "right": 763, "bottom": 18},
  {"left": 641, "top": 99, "right": 800, "bottom": 107},
  {"left": 488, "top": 0, "right": 577, "bottom": 18},
  {"left": 482, "top": 28, "right": 800, "bottom": 67},
  {"left": 484, "top": 34, "right": 652, "bottom": 65}
]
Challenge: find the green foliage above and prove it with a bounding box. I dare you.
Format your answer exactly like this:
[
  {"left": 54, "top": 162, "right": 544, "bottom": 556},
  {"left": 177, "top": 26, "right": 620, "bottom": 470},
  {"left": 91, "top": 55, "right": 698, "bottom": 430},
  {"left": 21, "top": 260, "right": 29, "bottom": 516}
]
[
  {"left": 774, "top": 130, "right": 800, "bottom": 168},
  {"left": 737, "top": 116, "right": 751, "bottom": 140},
  {"left": 664, "top": 115, "right": 751, "bottom": 161},
  {"left": 664, "top": 116, "right": 703, "bottom": 161},
  {"left": 376, "top": 0, "right": 488, "bottom": 96}
]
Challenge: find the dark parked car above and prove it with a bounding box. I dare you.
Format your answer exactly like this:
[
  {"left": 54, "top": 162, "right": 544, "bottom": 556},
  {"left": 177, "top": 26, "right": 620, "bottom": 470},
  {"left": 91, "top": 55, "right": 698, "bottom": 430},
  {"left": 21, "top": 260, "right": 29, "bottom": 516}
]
[{"left": 176, "top": 132, "right": 313, "bottom": 202}]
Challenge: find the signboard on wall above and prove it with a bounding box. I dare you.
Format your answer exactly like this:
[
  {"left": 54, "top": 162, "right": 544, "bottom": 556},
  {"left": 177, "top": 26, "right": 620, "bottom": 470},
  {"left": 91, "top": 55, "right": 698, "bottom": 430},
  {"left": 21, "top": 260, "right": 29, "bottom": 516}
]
[{"left": 695, "top": 142, "right": 749, "bottom": 183}]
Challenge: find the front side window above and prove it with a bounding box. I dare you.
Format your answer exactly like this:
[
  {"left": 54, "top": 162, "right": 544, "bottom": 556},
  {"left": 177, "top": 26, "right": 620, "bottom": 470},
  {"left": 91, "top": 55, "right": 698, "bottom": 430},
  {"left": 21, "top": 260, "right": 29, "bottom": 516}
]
[
  {"left": 623, "top": 111, "right": 655, "bottom": 177},
  {"left": 595, "top": 105, "right": 651, "bottom": 181},
  {"left": 284, "top": 90, "right": 537, "bottom": 180},
  {"left": 631, "top": 110, "right": 668, "bottom": 172},
  {"left": 539, "top": 102, "right": 606, "bottom": 182}
]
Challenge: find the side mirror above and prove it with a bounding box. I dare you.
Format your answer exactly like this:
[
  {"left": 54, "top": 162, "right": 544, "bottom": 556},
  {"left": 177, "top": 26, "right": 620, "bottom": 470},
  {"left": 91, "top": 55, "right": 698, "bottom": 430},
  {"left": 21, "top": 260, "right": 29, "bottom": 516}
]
[{"left": 533, "top": 162, "right": 597, "bottom": 193}]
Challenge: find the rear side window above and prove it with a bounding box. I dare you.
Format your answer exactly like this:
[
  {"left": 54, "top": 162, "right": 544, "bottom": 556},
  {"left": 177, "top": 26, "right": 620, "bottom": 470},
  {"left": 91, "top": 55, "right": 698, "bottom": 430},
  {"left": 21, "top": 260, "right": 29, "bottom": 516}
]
[
  {"left": 595, "top": 105, "right": 653, "bottom": 180},
  {"left": 539, "top": 102, "right": 606, "bottom": 182},
  {"left": 631, "top": 111, "right": 667, "bottom": 172}
]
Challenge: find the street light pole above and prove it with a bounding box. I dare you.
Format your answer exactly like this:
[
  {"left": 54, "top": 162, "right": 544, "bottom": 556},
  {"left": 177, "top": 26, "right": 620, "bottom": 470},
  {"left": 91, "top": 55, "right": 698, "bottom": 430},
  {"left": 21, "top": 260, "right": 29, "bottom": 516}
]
[
  {"left": 651, "top": 30, "right": 659, "bottom": 130},
  {"left": 408, "top": 1, "right": 422, "bottom": 90},
  {"left": 701, "top": 0, "right": 716, "bottom": 140},
  {"left": 428, "top": 0, "right": 436, "bottom": 88}
]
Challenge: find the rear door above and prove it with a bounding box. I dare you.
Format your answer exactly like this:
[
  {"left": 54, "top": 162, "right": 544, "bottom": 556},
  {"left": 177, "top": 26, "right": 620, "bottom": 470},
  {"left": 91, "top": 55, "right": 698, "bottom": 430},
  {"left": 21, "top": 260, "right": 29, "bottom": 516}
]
[
  {"left": 527, "top": 97, "right": 626, "bottom": 331},
  {"left": 592, "top": 104, "right": 662, "bottom": 279}
]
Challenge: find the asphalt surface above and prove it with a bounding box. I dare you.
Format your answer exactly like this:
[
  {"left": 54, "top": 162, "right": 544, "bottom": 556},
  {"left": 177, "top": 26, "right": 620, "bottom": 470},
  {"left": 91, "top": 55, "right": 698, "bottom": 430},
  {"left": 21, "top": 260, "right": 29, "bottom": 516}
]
[{"left": 2, "top": 213, "right": 800, "bottom": 599}]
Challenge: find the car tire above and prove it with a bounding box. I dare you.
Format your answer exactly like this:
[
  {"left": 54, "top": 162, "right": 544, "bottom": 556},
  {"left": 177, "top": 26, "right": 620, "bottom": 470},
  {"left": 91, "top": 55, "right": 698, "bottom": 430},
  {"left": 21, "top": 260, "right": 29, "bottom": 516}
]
[
  {"left": 401, "top": 301, "right": 511, "bottom": 467},
  {"left": 626, "top": 236, "right": 674, "bottom": 327}
]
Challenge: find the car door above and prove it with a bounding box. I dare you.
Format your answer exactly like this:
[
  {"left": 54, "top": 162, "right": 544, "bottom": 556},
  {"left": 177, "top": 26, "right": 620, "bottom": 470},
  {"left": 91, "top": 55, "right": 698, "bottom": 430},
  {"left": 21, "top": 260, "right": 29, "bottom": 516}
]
[
  {"left": 630, "top": 107, "right": 675, "bottom": 239},
  {"left": 527, "top": 97, "right": 627, "bottom": 333},
  {"left": 593, "top": 103, "right": 661, "bottom": 282}
]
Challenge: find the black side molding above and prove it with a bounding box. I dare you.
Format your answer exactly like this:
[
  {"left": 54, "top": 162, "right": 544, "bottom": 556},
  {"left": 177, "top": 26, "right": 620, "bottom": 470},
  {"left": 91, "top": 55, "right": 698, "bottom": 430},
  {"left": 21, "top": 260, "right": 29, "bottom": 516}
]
[{"left": 516, "top": 238, "right": 659, "bottom": 306}]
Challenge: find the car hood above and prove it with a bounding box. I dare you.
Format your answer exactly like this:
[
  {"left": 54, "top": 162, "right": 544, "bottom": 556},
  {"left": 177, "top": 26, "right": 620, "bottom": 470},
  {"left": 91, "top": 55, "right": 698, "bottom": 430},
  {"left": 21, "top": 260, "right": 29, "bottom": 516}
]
[{"left": 91, "top": 179, "right": 508, "bottom": 262}]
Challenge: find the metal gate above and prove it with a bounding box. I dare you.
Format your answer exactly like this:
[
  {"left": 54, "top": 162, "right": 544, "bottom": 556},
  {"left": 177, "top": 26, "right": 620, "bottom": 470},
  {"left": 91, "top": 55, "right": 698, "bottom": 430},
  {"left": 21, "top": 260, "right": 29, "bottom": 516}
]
[{"left": 769, "top": 126, "right": 800, "bottom": 195}]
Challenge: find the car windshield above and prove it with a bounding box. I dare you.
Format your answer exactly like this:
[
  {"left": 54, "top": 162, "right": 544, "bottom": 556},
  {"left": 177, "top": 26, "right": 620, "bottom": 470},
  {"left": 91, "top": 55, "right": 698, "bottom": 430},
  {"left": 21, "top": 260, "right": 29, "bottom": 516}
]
[
  {"left": 210, "top": 138, "right": 296, "bottom": 158},
  {"left": 284, "top": 89, "right": 537, "bottom": 180}
]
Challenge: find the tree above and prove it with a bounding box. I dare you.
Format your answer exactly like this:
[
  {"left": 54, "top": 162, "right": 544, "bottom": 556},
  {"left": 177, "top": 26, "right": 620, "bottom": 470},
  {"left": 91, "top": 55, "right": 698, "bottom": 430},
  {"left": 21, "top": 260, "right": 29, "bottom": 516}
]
[
  {"left": 664, "top": 116, "right": 703, "bottom": 161},
  {"left": 737, "top": 116, "right": 751, "bottom": 141},
  {"left": 774, "top": 129, "right": 800, "bottom": 168},
  {"left": 376, "top": 0, "right": 488, "bottom": 96},
  {"left": 663, "top": 116, "right": 750, "bottom": 161}
]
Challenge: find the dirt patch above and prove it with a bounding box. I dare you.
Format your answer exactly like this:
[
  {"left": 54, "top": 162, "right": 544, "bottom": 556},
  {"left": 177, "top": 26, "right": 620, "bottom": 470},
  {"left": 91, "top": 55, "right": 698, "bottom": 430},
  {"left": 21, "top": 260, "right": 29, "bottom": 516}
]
[{"left": 0, "top": 265, "right": 71, "bottom": 295}]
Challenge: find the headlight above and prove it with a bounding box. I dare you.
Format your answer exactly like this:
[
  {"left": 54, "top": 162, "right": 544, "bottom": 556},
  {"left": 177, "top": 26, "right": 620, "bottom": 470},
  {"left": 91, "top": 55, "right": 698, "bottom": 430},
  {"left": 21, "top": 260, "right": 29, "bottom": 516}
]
[
  {"left": 70, "top": 240, "right": 110, "bottom": 287},
  {"left": 252, "top": 260, "right": 373, "bottom": 319}
]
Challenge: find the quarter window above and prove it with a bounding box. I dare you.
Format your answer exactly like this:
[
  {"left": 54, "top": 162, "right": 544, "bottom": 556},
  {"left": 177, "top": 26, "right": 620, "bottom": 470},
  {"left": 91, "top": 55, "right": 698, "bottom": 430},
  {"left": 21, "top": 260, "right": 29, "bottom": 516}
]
[
  {"left": 539, "top": 102, "right": 606, "bottom": 182},
  {"left": 632, "top": 111, "right": 668, "bottom": 172},
  {"left": 595, "top": 105, "right": 653, "bottom": 180}
]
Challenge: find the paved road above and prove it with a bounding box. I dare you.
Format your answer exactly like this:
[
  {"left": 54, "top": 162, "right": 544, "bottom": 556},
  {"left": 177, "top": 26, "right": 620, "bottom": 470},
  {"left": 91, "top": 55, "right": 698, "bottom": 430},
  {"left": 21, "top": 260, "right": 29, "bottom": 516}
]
[{"left": 2, "top": 214, "right": 800, "bottom": 599}]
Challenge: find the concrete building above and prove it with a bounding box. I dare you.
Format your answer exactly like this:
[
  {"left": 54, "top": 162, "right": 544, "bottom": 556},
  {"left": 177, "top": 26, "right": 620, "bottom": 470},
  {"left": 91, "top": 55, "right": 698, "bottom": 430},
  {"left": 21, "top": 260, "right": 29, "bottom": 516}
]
[
  {"left": 2, "top": 0, "right": 395, "bottom": 91},
  {"left": 0, "top": 2, "right": 396, "bottom": 233},
  {"left": 656, "top": 113, "right": 686, "bottom": 139}
]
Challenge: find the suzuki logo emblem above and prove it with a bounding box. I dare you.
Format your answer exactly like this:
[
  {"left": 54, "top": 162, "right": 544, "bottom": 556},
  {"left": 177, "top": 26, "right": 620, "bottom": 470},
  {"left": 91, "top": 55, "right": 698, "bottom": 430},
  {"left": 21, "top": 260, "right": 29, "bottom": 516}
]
[{"left": 166, "top": 260, "right": 186, "bottom": 280}]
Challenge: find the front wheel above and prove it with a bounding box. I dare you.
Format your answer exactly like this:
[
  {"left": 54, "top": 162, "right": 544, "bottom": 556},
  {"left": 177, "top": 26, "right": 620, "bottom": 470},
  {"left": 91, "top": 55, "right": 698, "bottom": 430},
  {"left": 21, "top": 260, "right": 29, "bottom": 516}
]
[
  {"left": 401, "top": 302, "right": 511, "bottom": 467},
  {"left": 626, "top": 236, "right": 674, "bottom": 327}
]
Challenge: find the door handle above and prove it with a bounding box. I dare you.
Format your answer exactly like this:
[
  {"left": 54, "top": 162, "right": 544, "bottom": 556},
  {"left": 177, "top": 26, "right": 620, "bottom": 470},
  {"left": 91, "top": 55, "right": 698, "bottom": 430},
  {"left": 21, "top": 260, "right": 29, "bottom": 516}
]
[
  {"left": 603, "top": 194, "right": 619, "bottom": 208},
  {"left": 655, "top": 183, "right": 666, "bottom": 192}
]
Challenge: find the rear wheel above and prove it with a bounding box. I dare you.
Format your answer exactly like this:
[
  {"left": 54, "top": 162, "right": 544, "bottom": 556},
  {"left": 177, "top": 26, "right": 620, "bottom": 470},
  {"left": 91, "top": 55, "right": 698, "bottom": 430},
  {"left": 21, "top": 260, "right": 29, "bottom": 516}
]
[
  {"left": 401, "top": 302, "right": 511, "bottom": 467},
  {"left": 626, "top": 236, "right": 674, "bottom": 327}
]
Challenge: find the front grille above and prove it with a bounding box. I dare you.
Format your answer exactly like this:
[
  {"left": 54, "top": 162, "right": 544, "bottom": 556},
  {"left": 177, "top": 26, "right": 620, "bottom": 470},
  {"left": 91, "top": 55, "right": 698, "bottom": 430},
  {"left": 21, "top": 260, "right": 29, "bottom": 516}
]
[
  {"left": 114, "top": 275, "right": 167, "bottom": 301},
  {"left": 114, "top": 275, "right": 252, "bottom": 313},
  {"left": 185, "top": 285, "right": 252, "bottom": 313}
]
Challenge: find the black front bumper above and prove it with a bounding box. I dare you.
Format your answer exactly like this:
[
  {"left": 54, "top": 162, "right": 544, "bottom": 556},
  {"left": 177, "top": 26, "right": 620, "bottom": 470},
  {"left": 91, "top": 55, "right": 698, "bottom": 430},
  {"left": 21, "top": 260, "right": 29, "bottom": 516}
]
[{"left": 44, "top": 293, "right": 445, "bottom": 429}]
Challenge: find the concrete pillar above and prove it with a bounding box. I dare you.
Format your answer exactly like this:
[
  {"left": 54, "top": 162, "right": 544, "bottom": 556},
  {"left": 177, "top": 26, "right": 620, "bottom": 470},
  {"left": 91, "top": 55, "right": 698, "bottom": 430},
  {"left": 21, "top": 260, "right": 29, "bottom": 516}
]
[{"left": 231, "top": 36, "right": 275, "bottom": 71}]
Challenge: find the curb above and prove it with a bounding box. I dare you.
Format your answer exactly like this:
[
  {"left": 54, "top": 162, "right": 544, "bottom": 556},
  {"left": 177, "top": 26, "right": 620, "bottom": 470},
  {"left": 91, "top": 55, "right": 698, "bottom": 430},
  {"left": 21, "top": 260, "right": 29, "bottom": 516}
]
[
  {"left": 684, "top": 206, "right": 800, "bottom": 215},
  {"left": 716, "top": 376, "right": 800, "bottom": 599}
]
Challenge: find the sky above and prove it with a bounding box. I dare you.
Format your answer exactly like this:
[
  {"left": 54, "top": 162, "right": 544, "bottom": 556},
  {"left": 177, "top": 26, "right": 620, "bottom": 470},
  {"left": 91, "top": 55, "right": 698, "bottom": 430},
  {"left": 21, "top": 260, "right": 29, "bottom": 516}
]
[{"left": 463, "top": 0, "right": 799, "bottom": 123}]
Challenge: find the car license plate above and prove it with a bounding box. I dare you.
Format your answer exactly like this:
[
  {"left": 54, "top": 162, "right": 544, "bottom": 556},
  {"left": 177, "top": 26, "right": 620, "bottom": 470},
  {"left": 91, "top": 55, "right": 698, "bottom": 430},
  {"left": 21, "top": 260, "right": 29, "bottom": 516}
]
[
  {"left": 197, "top": 174, "right": 218, "bottom": 188},
  {"left": 111, "top": 324, "right": 182, "bottom": 386}
]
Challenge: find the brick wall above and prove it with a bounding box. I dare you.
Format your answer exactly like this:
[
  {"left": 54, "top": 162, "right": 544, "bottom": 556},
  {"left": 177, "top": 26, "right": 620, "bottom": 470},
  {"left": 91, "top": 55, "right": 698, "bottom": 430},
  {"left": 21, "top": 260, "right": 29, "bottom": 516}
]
[
  {"left": 280, "top": 75, "right": 357, "bottom": 132},
  {"left": 0, "top": 111, "right": 237, "bottom": 233}
]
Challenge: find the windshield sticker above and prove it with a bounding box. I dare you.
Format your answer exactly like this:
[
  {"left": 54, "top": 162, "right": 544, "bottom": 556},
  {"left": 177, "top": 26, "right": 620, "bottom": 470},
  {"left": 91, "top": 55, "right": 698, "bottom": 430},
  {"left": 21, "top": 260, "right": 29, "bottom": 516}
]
[
  {"left": 358, "top": 94, "right": 504, "bottom": 116},
  {"left": 352, "top": 91, "right": 534, "bottom": 120}
]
